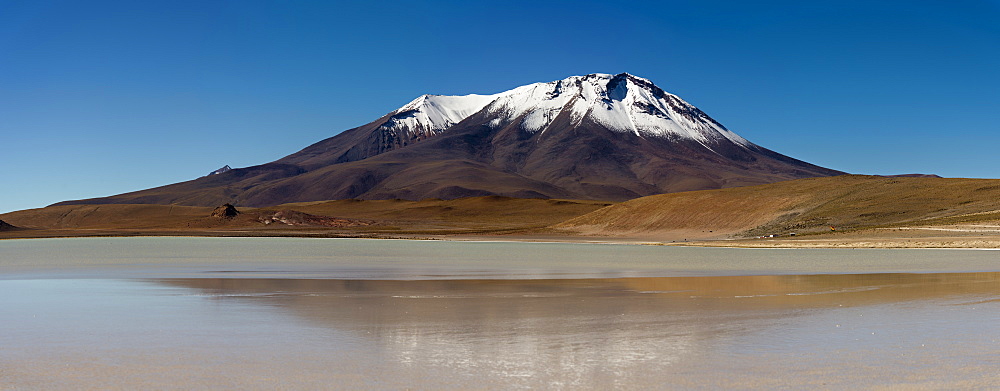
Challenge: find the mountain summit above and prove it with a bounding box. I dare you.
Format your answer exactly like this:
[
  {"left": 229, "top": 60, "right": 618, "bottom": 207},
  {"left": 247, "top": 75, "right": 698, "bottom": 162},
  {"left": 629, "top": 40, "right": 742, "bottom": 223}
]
[
  {"left": 56, "top": 73, "right": 843, "bottom": 207},
  {"left": 484, "top": 73, "right": 750, "bottom": 144}
]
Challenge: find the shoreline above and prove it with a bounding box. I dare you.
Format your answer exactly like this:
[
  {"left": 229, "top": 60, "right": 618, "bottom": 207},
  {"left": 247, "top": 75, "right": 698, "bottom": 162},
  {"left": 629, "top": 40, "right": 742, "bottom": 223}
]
[
  {"left": 7, "top": 227, "right": 1000, "bottom": 249},
  {"left": 6, "top": 236, "right": 1000, "bottom": 282}
]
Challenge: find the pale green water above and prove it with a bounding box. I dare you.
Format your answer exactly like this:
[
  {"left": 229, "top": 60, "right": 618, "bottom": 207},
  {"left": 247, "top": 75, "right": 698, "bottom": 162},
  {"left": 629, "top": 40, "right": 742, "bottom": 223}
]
[
  {"left": 1, "top": 237, "right": 998, "bottom": 389},
  {"left": 1, "top": 237, "right": 999, "bottom": 279}
]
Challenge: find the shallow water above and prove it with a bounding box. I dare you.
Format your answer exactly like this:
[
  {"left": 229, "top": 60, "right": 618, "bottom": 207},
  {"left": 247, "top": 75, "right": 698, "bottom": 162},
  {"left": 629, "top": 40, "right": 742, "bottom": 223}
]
[
  {"left": 1, "top": 238, "right": 999, "bottom": 389},
  {"left": 2, "top": 275, "right": 999, "bottom": 389},
  {"left": 2, "top": 237, "right": 1000, "bottom": 279}
]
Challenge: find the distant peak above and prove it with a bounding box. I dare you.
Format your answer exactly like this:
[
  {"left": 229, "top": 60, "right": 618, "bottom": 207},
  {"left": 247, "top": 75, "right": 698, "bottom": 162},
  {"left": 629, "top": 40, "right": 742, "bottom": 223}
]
[
  {"left": 383, "top": 93, "right": 501, "bottom": 135},
  {"left": 207, "top": 165, "right": 232, "bottom": 176}
]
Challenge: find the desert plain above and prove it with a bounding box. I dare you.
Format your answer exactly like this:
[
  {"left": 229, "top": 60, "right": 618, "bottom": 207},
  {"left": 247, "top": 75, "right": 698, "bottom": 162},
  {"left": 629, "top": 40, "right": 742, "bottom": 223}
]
[{"left": 6, "top": 175, "right": 1000, "bottom": 248}]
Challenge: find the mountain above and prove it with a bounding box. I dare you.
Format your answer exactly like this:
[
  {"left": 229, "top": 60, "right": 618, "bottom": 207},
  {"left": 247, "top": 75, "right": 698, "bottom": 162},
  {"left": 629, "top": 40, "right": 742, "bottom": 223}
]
[
  {"left": 56, "top": 73, "right": 843, "bottom": 207},
  {"left": 207, "top": 165, "right": 232, "bottom": 176}
]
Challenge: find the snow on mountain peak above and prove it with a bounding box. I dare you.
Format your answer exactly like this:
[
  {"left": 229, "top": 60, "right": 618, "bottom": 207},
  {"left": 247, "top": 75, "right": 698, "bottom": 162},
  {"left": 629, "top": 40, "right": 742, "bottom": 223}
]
[
  {"left": 380, "top": 93, "right": 500, "bottom": 138},
  {"left": 380, "top": 73, "right": 751, "bottom": 149},
  {"left": 483, "top": 73, "right": 751, "bottom": 147}
]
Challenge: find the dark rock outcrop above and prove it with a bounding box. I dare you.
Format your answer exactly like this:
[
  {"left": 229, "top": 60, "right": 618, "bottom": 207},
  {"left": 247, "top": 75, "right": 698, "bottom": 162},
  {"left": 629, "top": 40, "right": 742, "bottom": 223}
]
[{"left": 210, "top": 204, "right": 241, "bottom": 219}]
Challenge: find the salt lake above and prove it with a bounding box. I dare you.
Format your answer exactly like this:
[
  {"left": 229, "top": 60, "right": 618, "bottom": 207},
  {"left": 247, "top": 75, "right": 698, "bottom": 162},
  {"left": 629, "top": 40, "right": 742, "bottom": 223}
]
[{"left": 1, "top": 237, "right": 998, "bottom": 389}]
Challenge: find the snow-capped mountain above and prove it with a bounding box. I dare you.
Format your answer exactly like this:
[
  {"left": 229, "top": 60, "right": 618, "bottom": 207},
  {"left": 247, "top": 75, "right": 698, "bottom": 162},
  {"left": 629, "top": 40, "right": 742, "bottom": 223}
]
[
  {"left": 373, "top": 73, "right": 751, "bottom": 154},
  {"left": 484, "top": 73, "right": 750, "bottom": 148},
  {"left": 272, "top": 92, "right": 501, "bottom": 169},
  {"left": 55, "top": 73, "right": 844, "bottom": 207},
  {"left": 278, "top": 73, "right": 762, "bottom": 170},
  {"left": 384, "top": 93, "right": 499, "bottom": 138}
]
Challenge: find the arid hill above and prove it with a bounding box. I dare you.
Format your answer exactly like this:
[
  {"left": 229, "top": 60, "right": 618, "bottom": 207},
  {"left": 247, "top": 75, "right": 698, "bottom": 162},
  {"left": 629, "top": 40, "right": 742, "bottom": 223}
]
[
  {"left": 9, "top": 176, "right": 1000, "bottom": 247},
  {"left": 274, "top": 196, "right": 611, "bottom": 231},
  {"left": 0, "top": 219, "right": 22, "bottom": 231},
  {"left": 554, "top": 175, "right": 1000, "bottom": 240},
  {"left": 2, "top": 204, "right": 216, "bottom": 230},
  {"left": 0, "top": 196, "right": 610, "bottom": 237}
]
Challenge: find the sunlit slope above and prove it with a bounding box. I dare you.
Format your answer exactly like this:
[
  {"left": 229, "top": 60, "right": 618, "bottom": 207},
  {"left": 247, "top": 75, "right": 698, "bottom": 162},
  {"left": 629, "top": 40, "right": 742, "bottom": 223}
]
[
  {"left": 276, "top": 196, "right": 611, "bottom": 230},
  {"left": 2, "top": 196, "right": 610, "bottom": 233},
  {"left": 1, "top": 204, "right": 216, "bottom": 229},
  {"left": 554, "top": 175, "right": 1000, "bottom": 239}
]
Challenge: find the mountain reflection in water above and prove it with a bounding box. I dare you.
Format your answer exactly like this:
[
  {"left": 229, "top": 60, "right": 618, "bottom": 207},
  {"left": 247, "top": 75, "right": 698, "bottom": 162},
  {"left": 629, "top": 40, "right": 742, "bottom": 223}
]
[
  {"left": 152, "top": 273, "right": 999, "bottom": 389},
  {"left": 2, "top": 273, "right": 997, "bottom": 389}
]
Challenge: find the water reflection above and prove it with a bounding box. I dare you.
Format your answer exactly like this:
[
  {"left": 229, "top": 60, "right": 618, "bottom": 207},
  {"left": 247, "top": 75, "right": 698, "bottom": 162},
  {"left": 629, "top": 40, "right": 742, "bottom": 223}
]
[
  {"left": 163, "top": 272, "right": 1000, "bottom": 311},
  {"left": 155, "top": 273, "right": 1000, "bottom": 388},
  {"left": 3, "top": 274, "right": 997, "bottom": 389},
  {"left": 7, "top": 237, "right": 1000, "bottom": 280}
]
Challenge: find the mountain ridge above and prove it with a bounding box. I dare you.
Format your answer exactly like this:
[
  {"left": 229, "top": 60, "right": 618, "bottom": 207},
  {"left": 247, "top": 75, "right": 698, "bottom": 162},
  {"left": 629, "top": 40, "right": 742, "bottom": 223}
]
[{"left": 54, "top": 73, "right": 843, "bottom": 207}]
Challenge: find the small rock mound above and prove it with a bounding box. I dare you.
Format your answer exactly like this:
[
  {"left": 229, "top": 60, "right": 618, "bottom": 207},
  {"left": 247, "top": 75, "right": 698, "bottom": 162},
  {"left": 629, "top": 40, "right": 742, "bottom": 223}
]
[
  {"left": 211, "top": 204, "right": 241, "bottom": 219},
  {"left": 0, "top": 219, "right": 22, "bottom": 231}
]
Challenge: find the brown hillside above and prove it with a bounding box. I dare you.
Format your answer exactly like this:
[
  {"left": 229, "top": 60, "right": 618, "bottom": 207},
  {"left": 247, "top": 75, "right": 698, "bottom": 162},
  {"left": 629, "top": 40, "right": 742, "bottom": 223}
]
[
  {"left": 0, "top": 219, "right": 23, "bottom": 231},
  {"left": 554, "top": 175, "right": 1000, "bottom": 240},
  {"left": 1, "top": 196, "right": 610, "bottom": 235},
  {"left": 265, "top": 196, "right": 612, "bottom": 231},
  {"left": 2, "top": 204, "right": 215, "bottom": 230}
]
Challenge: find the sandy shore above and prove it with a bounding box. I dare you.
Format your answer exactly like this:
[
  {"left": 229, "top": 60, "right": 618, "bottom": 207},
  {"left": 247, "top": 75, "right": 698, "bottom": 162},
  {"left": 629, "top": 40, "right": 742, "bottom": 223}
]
[
  {"left": 678, "top": 227, "right": 1000, "bottom": 249},
  {"left": 686, "top": 237, "right": 1000, "bottom": 249},
  {"left": 7, "top": 225, "right": 1000, "bottom": 249}
]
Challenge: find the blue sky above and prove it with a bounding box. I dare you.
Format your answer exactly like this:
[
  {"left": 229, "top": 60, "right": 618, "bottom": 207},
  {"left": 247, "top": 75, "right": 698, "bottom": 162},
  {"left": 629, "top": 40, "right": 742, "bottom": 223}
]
[{"left": 2, "top": 0, "right": 998, "bottom": 214}]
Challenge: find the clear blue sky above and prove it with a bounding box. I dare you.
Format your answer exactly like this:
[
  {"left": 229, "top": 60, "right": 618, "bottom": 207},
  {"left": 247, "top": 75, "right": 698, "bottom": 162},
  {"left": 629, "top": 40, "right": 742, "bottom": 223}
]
[{"left": 2, "top": 0, "right": 998, "bottom": 214}]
